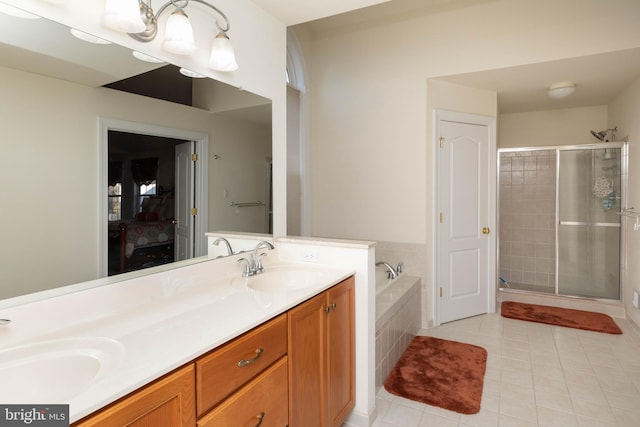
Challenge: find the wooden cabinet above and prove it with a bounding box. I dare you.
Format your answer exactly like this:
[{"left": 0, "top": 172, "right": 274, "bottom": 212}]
[
  {"left": 196, "top": 313, "right": 287, "bottom": 416},
  {"left": 197, "top": 356, "right": 289, "bottom": 427},
  {"left": 288, "top": 276, "right": 355, "bottom": 427},
  {"left": 73, "top": 275, "right": 355, "bottom": 427},
  {"left": 72, "top": 365, "right": 196, "bottom": 427}
]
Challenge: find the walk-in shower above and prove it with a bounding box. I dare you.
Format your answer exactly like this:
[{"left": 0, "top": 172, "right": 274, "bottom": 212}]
[{"left": 497, "top": 142, "right": 627, "bottom": 300}]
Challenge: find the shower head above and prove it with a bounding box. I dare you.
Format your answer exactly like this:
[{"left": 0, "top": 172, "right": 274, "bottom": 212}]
[
  {"left": 591, "top": 130, "right": 606, "bottom": 141},
  {"left": 590, "top": 126, "right": 618, "bottom": 142}
]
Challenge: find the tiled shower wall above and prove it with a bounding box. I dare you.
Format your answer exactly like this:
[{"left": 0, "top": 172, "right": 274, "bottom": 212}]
[{"left": 499, "top": 150, "right": 556, "bottom": 290}]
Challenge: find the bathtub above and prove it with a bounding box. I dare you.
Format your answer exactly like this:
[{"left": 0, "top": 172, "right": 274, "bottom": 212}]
[{"left": 375, "top": 270, "right": 421, "bottom": 391}]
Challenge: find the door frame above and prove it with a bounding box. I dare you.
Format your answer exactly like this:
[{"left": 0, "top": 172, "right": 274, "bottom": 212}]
[
  {"left": 433, "top": 109, "right": 497, "bottom": 326},
  {"left": 98, "top": 118, "right": 209, "bottom": 277}
]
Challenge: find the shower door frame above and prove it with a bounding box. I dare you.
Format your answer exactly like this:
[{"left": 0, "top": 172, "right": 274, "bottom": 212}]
[{"left": 497, "top": 142, "right": 628, "bottom": 301}]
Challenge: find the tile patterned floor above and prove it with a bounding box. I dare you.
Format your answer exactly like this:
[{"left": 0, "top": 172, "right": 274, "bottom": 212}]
[{"left": 373, "top": 313, "right": 640, "bottom": 427}]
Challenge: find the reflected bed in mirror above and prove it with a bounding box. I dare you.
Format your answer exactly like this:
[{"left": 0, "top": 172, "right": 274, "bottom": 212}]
[{"left": 0, "top": 6, "right": 272, "bottom": 305}]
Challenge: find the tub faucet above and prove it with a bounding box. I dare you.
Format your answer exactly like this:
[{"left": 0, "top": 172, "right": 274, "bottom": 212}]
[
  {"left": 212, "top": 237, "right": 234, "bottom": 257},
  {"left": 376, "top": 262, "right": 398, "bottom": 279},
  {"left": 0, "top": 319, "right": 10, "bottom": 326}
]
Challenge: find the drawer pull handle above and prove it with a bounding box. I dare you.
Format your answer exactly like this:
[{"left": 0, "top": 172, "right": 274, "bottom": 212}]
[
  {"left": 254, "top": 412, "right": 265, "bottom": 427},
  {"left": 237, "top": 348, "right": 264, "bottom": 367}
]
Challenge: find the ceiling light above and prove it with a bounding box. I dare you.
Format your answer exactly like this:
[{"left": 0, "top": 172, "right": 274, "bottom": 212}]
[
  {"left": 548, "top": 81, "right": 576, "bottom": 99},
  {"left": 70, "top": 28, "right": 112, "bottom": 44},
  {"left": 102, "top": 0, "right": 238, "bottom": 72},
  {"left": 0, "top": 4, "right": 40, "bottom": 19},
  {"left": 132, "top": 50, "right": 166, "bottom": 63},
  {"left": 179, "top": 68, "right": 206, "bottom": 78}
]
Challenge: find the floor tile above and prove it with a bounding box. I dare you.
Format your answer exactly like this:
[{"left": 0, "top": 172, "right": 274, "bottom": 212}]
[{"left": 374, "top": 313, "right": 640, "bottom": 427}]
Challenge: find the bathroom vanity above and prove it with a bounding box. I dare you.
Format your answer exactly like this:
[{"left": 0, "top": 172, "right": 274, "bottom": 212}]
[
  {"left": 0, "top": 247, "right": 358, "bottom": 426},
  {"left": 71, "top": 275, "right": 354, "bottom": 426}
]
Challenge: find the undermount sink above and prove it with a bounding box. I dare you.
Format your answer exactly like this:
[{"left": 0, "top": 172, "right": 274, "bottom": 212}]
[
  {"left": 247, "top": 267, "right": 328, "bottom": 292},
  {"left": 0, "top": 337, "right": 125, "bottom": 403}
]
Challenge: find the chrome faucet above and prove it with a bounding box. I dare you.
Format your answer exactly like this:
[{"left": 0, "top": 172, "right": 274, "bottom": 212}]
[
  {"left": 252, "top": 241, "right": 275, "bottom": 274},
  {"left": 238, "top": 241, "right": 275, "bottom": 277},
  {"left": 376, "top": 261, "right": 398, "bottom": 279},
  {"left": 0, "top": 319, "right": 11, "bottom": 325},
  {"left": 212, "top": 237, "right": 234, "bottom": 257}
]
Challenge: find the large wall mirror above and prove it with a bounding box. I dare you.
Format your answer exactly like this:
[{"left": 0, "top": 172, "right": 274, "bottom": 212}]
[{"left": 0, "top": 6, "right": 272, "bottom": 304}]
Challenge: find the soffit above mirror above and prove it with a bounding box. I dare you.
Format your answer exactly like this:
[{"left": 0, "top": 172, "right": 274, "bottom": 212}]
[{"left": 0, "top": 11, "right": 164, "bottom": 87}]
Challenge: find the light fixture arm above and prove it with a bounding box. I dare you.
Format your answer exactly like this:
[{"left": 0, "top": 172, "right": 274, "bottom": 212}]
[{"left": 129, "top": 0, "right": 231, "bottom": 43}]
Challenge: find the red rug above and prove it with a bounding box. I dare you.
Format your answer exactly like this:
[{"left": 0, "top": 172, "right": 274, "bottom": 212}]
[
  {"left": 384, "top": 336, "right": 487, "bottom": 414},
  {"left": 501, "top": 301, "right": 622, "bottom": 334}
]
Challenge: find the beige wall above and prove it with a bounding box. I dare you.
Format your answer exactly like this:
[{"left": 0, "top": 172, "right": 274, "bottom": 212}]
[
  {"left": 0, "top": 66, "right": 270, "bottom": 299},
  {"left": 7, "top": 0, "right": 288, "bottom": 237},
  {"left": 609, "top": 74, "right": 640, "bottom": 326},
  {"left": 499, "top": 106, "right": 608, "bottom": 148},
  {"left": 299, "top": 0, "right": 640, "bottom": 326}
]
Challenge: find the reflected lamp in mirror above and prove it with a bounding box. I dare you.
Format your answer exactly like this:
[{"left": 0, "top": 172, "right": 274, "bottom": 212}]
[{"left": 102, "top": 0, "right": 238, "bottom": 72}]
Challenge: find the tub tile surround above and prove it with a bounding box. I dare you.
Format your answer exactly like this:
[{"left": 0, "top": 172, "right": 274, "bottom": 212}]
[
  {"left": 375, "top": 275, "right": 421, "bottom": 391},
  {"left": 0, "top": 237, "right": 376, "bottom": 424},
  {"left": 375, "top": 240, "right": 428, "bottom": 327}
]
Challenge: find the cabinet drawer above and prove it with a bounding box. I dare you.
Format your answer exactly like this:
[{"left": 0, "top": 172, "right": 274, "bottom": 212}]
[
  {"left": 196, "top": 313, "right": 287, "bottom": 416},
  {"left": 198, "top": 356, "right": 288, "bottom": 427}
]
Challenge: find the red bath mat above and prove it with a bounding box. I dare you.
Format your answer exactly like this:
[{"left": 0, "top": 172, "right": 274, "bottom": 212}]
[
  {"left": 501, "top": 301, "right": 622, "bottom": 334},
  {"left": 384, "top": 336, "right": 487, "bottom": 414}
]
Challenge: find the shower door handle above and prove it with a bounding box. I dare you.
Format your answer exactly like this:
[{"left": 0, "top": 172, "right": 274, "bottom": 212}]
[{"left": 482, "top": 227, "right": 490, "bottom": 235}]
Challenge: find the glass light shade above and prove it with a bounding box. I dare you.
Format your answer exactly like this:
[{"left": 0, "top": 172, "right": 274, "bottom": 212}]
[
  {"left": 548, "top": 81, "right": 576, "bottom": 99},
  {"left": 209, "top": 32, "right": 238, "bottom": 72},
  {"left": 102, "top": 0, "right": 145, "bottom": 33},
  {"left": 162, "top": 9, "right": 197, "bottom": 55}
]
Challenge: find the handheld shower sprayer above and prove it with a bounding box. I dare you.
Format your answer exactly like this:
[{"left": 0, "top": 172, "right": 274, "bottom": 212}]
[{"left": 590, "top": 126, "right": 618, "bottom": 142}]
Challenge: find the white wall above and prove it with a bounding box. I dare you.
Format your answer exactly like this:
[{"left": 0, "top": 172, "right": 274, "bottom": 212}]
[
  {"left": 298, "top": 0, "right": 640, "bottom": 327},
  {"left": 499, "top": 106, "right": 608, "bottom": 148},
  {"left": 0, "top": 66, "right": 269, "bottom": 299},
  {"left": 608, "top": 74, "right": 640, "bottom": 327}
]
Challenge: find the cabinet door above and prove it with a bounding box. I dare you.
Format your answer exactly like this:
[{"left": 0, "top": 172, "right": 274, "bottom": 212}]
[
  {"left": 288, "top": 291, "right": 326, "bottom": 427},
  {"left": 73, "top": 365, "right": 196, "bottom": 427},
  {"left": 326, "top": 276, "right": 355, "bottom": 427}
]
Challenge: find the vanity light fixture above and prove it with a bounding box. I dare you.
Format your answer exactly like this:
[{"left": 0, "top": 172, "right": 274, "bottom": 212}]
[
  {"left": 102, "top": 0, "right": 238, "bottom": 72},
  {"left": 548, "top": 81, "right": 576, "bottom": 99}
]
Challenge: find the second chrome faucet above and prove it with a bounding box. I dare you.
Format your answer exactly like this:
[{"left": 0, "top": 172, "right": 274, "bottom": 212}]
[{"left": 238, "top": 240, "right": 275, "bottom": 277}]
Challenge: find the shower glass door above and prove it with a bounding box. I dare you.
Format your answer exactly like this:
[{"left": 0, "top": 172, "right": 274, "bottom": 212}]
[{"left": 557, "top": 147, "right": 621, "bottom": 299}]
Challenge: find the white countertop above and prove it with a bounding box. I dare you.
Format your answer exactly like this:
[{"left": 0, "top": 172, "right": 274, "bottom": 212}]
[{"left": 0, "top": 254, "right": 354, "bottom": 422}]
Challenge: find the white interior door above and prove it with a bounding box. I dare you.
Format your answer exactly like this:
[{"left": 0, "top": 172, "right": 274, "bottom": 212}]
[
  {"left": 175, "top": 141, "right": 195, "bottom": 261},
  {"left": 437, "top": 113, "right": 494, "bottom": 324}
]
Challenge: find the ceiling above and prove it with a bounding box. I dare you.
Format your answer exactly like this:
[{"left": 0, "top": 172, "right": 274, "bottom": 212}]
[
  {"left": 250, "top": 0, "right": 391, "bottom": 26},
  {"left": 286, "top": 0, "right": 640, "bottom": 114},
  {"left": 3, "top": 1, "right": 638, "bottom": 115},
  {"left": 436, "top": 47, "right": 640, "bottom": 114}
]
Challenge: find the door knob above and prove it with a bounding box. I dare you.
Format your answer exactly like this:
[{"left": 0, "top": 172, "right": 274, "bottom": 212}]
[{"left": 482, "top": 227, "right": 490, "bottom": 235}]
